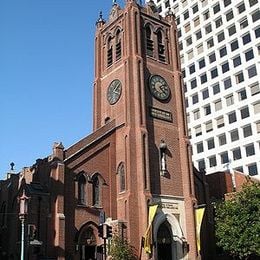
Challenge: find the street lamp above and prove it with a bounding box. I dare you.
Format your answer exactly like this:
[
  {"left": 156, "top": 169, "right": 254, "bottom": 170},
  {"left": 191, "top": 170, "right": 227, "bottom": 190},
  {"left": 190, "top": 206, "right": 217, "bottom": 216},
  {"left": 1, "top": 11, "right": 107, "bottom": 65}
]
[{"left": 19, "top": 189, "right": 29, "bottom": 260}]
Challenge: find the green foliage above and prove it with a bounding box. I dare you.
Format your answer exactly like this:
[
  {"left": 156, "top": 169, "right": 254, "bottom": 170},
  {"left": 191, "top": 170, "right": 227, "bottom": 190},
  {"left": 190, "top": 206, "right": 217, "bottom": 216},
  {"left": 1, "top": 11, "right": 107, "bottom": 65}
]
[
  {"left": 215, "top": 182, "right": 260, "bottom": 259},
  {"left": 109, "top": 235, "right": 137, "bottom": 260}
]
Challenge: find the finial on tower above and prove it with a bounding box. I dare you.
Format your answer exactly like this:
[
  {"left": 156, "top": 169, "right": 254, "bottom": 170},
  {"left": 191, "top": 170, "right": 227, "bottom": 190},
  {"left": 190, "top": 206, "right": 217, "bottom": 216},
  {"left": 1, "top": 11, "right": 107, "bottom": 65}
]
[
  {"left": 96, "top": 11, "right": 105, "bottom": 27},
  {"left": 166, "top": 7, "right": 173, "bottom": 16},
  {"left": 165, "top": 6, "right": 175, "bottom": 20},
  {"left": 99, "top": 11, "right": 103, "bottom": 20},
  {"left": 10, "top": 162, "right": 15, "bottom": 171}
]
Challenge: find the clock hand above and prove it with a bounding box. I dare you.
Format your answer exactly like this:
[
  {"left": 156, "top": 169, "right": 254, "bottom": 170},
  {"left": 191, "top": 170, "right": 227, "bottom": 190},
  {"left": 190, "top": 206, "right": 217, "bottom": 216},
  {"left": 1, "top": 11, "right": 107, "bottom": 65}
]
[
  {"left": 114, "top": 82, "right": 120, "bottom": 91},
  {"left": 159, "top": 85, "right": 168, "bottom": 94},
  {"left": 113, "top": 91, "right": 120, "bottom": 95}
]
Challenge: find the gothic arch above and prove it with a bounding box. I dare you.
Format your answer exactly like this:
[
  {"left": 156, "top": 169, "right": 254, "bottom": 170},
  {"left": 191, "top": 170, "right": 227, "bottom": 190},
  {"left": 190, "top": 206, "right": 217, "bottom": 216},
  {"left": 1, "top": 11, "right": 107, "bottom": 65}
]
[
  {"left": 115, "top": 27, "right": 122, "bottom": 60},
  {"left": 75, "top": 221, "right": 98, "bottom": 244},
  {"left": 106, "top": 34, "right": 113, "bottom": 67},
  {"left": 155, "top": 28, "right": 166, "bottom": 62},
  {"left": 143, "top": 22, "right": 155, "bottom": 33},
  {"left": 89, "top": 172, "right": 107, "bottom": 185},
  {"left": 75, "top": 171, "right": 88, "bottom": 181},
  {"left": 104, "top": 33, "right": 113, "bottom": 45},
  {"left": 153, "top": 211, "right": 184, "bottom": 260},
  {"left": 144, "top": 23, "right": 155, "bottom": 57},
  {"left": 156, "top": 28, "right": 165, "bottom": 43},
  {"left": 144, "top": 24, "right": 153, "bottom": 40},
  {"left": 75, "top": 221, "right": 100, "bottom": 260},
  {"left": 113, "top": 26, "right": 122, "bottom": 36}
]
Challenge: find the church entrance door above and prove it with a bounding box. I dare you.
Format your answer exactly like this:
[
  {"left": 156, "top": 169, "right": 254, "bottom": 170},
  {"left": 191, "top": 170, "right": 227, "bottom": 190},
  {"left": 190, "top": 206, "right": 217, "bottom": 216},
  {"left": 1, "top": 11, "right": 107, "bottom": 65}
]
[
  {"left": 81, "top": 245, "right": 96, "bottom": 260},
  {"left": 157, "top": 221, "right": 173, "bottom": 260},
  {"left": 78, "top": 226, "right": 98, "bottom": 260}
]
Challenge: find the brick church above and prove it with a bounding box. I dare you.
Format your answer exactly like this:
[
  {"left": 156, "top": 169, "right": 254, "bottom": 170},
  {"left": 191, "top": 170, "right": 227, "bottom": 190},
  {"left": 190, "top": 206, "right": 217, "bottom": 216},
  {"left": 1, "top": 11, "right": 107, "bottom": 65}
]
[{"left": 0, "top": 1, "right": 199, "bottom": 259}]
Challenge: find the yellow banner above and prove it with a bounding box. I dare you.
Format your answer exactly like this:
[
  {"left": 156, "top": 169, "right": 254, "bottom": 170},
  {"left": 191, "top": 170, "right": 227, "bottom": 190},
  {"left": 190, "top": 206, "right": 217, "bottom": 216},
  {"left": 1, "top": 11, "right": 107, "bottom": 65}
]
[
  {"left": 144, "top": 205, "right": 158, "bottom": 254},
  {"left": 148, "top": 205, "right": 158, "bottom": 224},
  {"left": 195, "top": 207, "right": 205, "bottom": 252}
]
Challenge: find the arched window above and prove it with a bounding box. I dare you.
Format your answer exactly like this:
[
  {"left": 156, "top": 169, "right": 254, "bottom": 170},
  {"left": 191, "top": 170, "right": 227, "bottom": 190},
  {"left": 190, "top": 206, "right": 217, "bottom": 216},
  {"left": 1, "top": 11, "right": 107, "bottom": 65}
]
[
  {"left": 78, "top": 174, "right": 86, "bottom": 205},
  {"left": 92, "top": 175, "right": 100, "bottom": 207},
  {"left": 118, "top": 163, "right": 126, "bottom": 192},
  {"left": 107, "top": 36, "right": 113, "bottom": 67},
  {"left": 145, "top": 25, "right": 154, "bottom": 57},
  {"left": 157, "top": 30, "right": 166, "bottom": 62},
  {"left": 115, "top": 29, "right": 122, "bottom": 61}
]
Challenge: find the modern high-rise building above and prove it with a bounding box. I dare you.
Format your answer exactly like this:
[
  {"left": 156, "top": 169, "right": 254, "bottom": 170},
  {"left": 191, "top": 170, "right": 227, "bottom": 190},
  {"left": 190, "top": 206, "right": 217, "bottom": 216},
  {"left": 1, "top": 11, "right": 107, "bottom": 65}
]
[{"left": 155, "top": 0, "right": 260, "bottom": 177}]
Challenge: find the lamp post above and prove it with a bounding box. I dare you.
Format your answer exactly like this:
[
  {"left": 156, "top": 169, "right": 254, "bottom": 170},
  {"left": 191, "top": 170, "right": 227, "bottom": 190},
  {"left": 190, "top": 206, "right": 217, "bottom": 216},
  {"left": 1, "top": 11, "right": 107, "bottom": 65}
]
[{"left": 19, "top": 190, "right": 29, "bottom": 260}]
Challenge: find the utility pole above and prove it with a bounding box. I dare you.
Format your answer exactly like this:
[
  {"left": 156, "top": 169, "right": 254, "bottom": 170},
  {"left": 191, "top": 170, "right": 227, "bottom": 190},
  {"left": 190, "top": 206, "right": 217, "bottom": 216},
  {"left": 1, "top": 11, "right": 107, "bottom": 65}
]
[{"left": 20, "top": 217, "right": 25, "bottom": 260}]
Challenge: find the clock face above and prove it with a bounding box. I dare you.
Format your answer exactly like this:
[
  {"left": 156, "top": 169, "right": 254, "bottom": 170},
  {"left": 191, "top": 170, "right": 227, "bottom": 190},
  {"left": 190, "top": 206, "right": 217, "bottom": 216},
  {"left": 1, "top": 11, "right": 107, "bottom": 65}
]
[
  {"left": 149, "top": 75, "right": 171, "bottom": 101},
  {"left": 107, "top": 79, "right": 122, "bottom": 105}
]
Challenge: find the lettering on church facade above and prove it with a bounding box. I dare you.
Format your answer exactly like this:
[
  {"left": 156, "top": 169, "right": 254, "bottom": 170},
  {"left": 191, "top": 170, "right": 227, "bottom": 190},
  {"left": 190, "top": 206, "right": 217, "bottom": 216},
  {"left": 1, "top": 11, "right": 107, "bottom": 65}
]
[{"left": 150, "top": 107, "right": 173, "bottom": 122}]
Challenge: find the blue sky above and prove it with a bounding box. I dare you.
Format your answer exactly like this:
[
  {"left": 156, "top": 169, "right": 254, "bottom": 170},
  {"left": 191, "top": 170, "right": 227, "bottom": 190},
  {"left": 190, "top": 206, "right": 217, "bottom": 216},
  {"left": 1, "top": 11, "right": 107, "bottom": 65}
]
[{"left": 0, "top": 0, "right": 126, "bottom": 178}]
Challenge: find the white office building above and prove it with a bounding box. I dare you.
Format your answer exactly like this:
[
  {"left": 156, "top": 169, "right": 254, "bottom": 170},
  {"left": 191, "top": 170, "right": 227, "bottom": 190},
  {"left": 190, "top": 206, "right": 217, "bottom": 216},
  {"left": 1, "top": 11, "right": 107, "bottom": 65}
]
[{"left": 153, "top": 0, "right": 260, "bottom": 176}]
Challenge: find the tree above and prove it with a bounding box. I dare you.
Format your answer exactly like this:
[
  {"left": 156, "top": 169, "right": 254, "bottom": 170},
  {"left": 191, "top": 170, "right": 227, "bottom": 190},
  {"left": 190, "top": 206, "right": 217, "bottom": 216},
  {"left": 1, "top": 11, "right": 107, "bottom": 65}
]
[
  {"left": 109, "top": 235, "right": 137, "bottom": 260},
  {"left": 215, "top": 182, "right": 260, "bottom": 259}
]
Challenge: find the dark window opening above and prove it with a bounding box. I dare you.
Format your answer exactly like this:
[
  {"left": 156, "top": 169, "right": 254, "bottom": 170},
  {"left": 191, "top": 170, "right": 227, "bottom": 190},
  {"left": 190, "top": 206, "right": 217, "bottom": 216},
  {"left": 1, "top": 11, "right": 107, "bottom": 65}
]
[
  {"left": 248, "top": 164, "right": 258, "bottom": 176},
  {"left": 221, "top": 152, "right": 229, "bottom": 164},
  {"left": 107, "top": 37, "right": 113, "bottom": 67},
  {"left": 209, "top": 156, "right": 217, "bottom": 167},
  {"left": 228, "top": 111, "right": 237, "bottom": 123},
  {"left": 213, "top": 84, "right": 220, "bottom": 94},
  {"left": 233, "top": 148, "right": 241, "bottom": 160},
  {"left": 199, "top": 59, "right": 205, "bottom": 68},
  {"left": 242, "top": 33, "right": 251, "bottom": 45},
  {"left": 146, "top": 26, "right": 154, "bottom": 57},
  {"left": 246, "top": 144, "right": 255, "bottom": 157},
  {"left": 198, "top": 159, "right": 205, "bottom": 170},
  {"left": 157, "top": 30, "right": 166, "bottom": 62},
  {"left": 115, "top": 30, "right": 122, "bottom": 61},
  {"left": 231, "top": 40, "right": 239, "bottom": 51},
  {"left": 230, "top": 129, "right": 239, "bottom": 142}
]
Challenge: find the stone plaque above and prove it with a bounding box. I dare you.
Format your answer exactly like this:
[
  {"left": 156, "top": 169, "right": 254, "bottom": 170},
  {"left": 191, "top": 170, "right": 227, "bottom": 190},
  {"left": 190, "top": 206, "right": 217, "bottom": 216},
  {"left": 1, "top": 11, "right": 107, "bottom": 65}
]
[
  {"left": 161, "top": 202, "right": 178, "bottom": 209},
  {"left": 150, "top": 107, "right": 173, "bottom": 122}
]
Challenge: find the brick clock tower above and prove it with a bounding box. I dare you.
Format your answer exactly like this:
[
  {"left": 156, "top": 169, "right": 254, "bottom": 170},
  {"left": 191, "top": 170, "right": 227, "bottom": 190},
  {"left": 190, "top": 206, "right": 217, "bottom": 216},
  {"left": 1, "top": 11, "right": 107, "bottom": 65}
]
[{"left": 93, "top": 0, "right": 197, "bottom": 259}]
